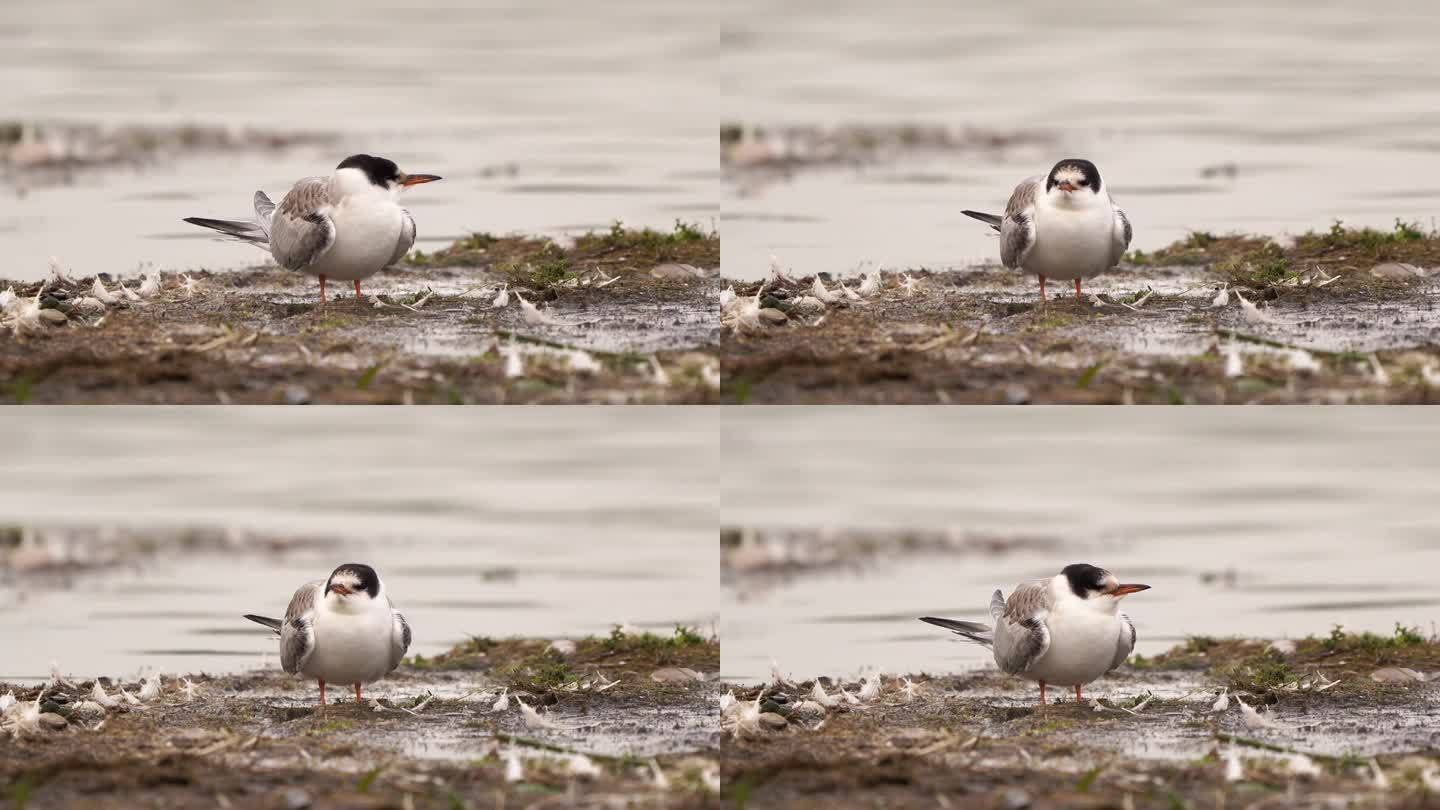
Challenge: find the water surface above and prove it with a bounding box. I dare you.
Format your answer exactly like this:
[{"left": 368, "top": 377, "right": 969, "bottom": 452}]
[
  {"left": 721, "top": 408, "right": 1440, "bottom": 682},
  {"left": 0, "top": 408, "right": 718, "bottom": 682},
  {"left": 1, "top": 0, "right": 715, "bottom": 280},
  {"left": 722, "top": 0, "right": 1440, "bottom": 279}
]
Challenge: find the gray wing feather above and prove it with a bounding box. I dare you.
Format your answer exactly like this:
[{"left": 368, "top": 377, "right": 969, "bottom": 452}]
[
  {"left": 992, "top": 580, "right": 1053, "bottom": 674},
  {"left": 989, "top": 589, "right": 1006, "bottom": 622},
  {"left": 999, "top": 177, "right": 1040, "bottom": 268},
  {"left": 387, "top": 209, "right": 416, "bottom": 267},
  {"left": 389, "top": 599, "right": 412, "bottom": 671},
  {"left": 253, "top": 191, "right": 276, "bottom": 239},
  {"left": 279, "top": 581, "right": 321, "bottom": 674},
  {"left": 1110, "top": 203, "right": 1132, "bottom": 266},
  {"left": 269, "top": 177, "right": 336, "bottom": 270},
  {"left": 1109, "top": 613, "right": 1137, "bottom": 672}
]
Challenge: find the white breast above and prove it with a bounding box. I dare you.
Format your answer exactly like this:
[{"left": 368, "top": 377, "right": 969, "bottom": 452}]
[
  {"left": 304, "top": 602, "right": 396, "bottom": 685},
  {"left": 306, "top": 196, "right": 404, "bottom": 281},
  {"left": 1024, "top": 196, "right": 1117, "bottom": 281},
  {"left": 1025, "top": 606, "right": 1123, "bottom": 687}
]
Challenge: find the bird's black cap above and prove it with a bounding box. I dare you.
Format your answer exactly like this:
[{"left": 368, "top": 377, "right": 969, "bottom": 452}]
[{"left": 336, "top": 154, "right": 400, "bottom": 188}]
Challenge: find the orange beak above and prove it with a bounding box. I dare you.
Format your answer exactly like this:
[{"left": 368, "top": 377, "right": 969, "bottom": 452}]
[
  {"left": 1057, "top": 181, "right": 1077, "bottom": 192},
  {"left": 399, "top": 173, "right": 441, "bottom": 187},
  {"left": 330, "top": 584, "right": 352, "bottom": 596},
  {"left": 1110, "top": 583, "right": 1150, "bottom": 597}
]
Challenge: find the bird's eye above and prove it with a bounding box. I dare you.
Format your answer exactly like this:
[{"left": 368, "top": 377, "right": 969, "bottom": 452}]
[{"left": 1078, "top": 179, "right": 1088, "bottom": 186}]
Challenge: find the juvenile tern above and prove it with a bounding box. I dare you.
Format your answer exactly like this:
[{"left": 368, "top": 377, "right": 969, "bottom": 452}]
[
  {"left": 184, "top": 154, "right": 440, "bottom": 303},
  {"left": 244, "top": 563, "right": 411, "bottom": 707},
  {"left": 963, "top": 159, "right": 1131, "bottom": 301},
  {"left": 919, "top": 563, "right": 1149, "bottom": 705}
]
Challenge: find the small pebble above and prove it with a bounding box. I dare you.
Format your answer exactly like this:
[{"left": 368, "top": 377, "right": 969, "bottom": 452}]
[
  {"left": 758, "top": 308, "right": 788, "bottom": 325},
  {"left": 1001, "top": 788, "right": 1031, "bottom": 809},
  {"left": 1370, "top": 262, "right": 1425, "bottom": 280},
  {"left": 650, "top": 667, "right": 704, "bottom": 683},
  {"left": 282, "top": 788, "right": 312, "bottom": 809},
  {"left": 759, "top": 712, "right": 788, "bottom": 730},
  {"left": 38, "top": 713, "right": 67, "bottom": 730}
]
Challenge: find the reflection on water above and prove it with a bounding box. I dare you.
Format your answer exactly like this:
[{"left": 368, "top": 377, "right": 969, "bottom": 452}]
[
  {"left": 721, "top": 408, "right": 1440, "bottom": 682},
  {"left": 722, "top": 0, "right": 1440, "bottom": 279},
  {"left": 0, "top": 408, "right": 717, "bottom": 681},
  {"left": 0, "top": 0, "right": 715, "bottom": 280}
]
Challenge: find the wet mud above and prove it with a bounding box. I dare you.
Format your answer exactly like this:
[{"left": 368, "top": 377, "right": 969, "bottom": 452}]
[
  {"left": 0, "top": 226, "right": 719, "bottom": 404},
  {"left": 721, "top": 225, "right": 1440, "bottom": 404},
  {"left": 1, "top": 633, "right": 721, "bottom": 809},
  {"left": 721, "top": 634, "right": 1440, "bottom": 809}
]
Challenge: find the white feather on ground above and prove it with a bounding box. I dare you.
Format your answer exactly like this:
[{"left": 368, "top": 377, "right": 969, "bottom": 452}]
[
  {"left": 719, "top": 691, "right": 736, "bottom": 713},
  {"left": 1286, "top": 349, "right": 1321, "bottom": 374},
  {"left": 1370, "top": 759, "right": 1390, "bottom": 790},
  {"left": 648, "top": 356, "right": 670, "bottom": 386},
  {"left": 1224, "top": 343, "right": 1243, "bottom": 378},
  {"left": 567, "top": 350, "right": 601, "bottom": 375},
  {"left": 515, "top": 292, "right": 558, "bottom": 325},
  {"left": 0, "top": 287, "right": 16, "bottom": 312},
  {"left": 1369, "top": 354, "right": 1390, "bottom": 385},
  {"left": 1224, "top": 748, "right": 1244, "bottom": 782},
  {"left": 73, "top": 297, "right": 106, "bottom": 315},
  {"left": 503, "top": 339, "right": 524, "bottom": 379},
  {"left": 504, "top": 750, "right": 524, "bottom": 782},
  {"left": 491, "top": 688, "right": 509, "bottom": 712},
  {"left": 1234, "top": 291, "right": 1269, "bottom": 323},
  {"left": 858, "top": 675, "right": 880, "bottom": 701},
  {"left": 839, "top": 281, "right": 861, "bottom": 302},
  {"left": 91, "top": 279, "right": 119, "bottom": 304},
  {"left": 118, "top": 283, "right": 141, "bottom": 302},
  {"left": 568, "top": 754, "right": 602, "bottom": 779},
  {"left": 811, "top": 277, "right": 841, "bottom": 304},
  {"left": 1235, "top": 696, "right": 1278, "bottom": 729},
  {"left": 491, "top": 285, "right": 509, "bottom": 308},
  {"left": 649, "top": 760, "right": 671, "bottom": 790},
  {"left": 719, "top": 286, "right": 737, "bottom": 310},
  {"left": 810, "top": 682, "right": 839, "bottom": 708},
  {"left": 91, "top": 681, "right": 119, "bottom": 708},
  {"left": 138, "top": 675, "right": 162, "bottom": 701},
  {"left": 900, "top": 274, "right": 920, "bottom": 297},
  {"left": 858, "top": 272, "right": 881, "bottom": 297},
  {"left": 138, "top": 272, "right": 161, "bottom": 298},
  {"left": 1211, "top": 285, "right": 1230, "bottom": 308},
  {"left": 1211, "top": 689, "right": 1229, "bottom": 712},
  {"left": 180, "top": 274, "right": 203, "bottom": 298},
  {"left": 48, "top": 256, "right": 67, "bottom": 283},
  {"left": 517, "top": 698, "right": 552, "bottom": 728}
]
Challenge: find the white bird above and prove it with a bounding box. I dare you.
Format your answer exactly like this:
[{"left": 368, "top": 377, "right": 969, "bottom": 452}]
[
  {"left": 1211, "top": 285, "right": 1230, "bottom": 308},
  {"left": 963, "top": 159, "right": 1132, "bottom": 302},
  {"left": 185, "top": 154, "right": 441, "bottom": 304},
  {"left": 920, "top": 563, "right": 1150, "bottom": 705},
  {"left": 91, "top": 279, "right": 119, "bottom": 305},
  {"left": 491, "top": 285, "right": 509, "bottom": 309},
  {"left": 244, "top": 563, "right": 411, "bottom": 708},
  {"left": 491, "top": 688, "right": 510, "bottom": 713}
]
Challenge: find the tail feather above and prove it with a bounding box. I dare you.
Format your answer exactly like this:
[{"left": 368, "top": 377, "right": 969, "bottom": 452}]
[
  {"left": 243, "top": 614, "right": 283, "bottom": 635},
  {"left": 183, "top": 216, "right": 270, "bottom": 247},
  {"left": 919, "top": 616, "right": 994, "bottom": 646},
  {"left": 962, "top": 210, "right": 1003, "bottom": 232}
]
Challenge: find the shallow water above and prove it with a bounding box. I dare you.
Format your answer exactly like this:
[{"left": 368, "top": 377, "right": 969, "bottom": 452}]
[
  {"left": 721, "top": 408, "right": 1440, "bottom": 682},
  {"left": 722, "top": 0, "right": 1440, "bottom": 279},
  {"left": 0, "top": 408, "right": 718, "bottom": 682},
  {"left": 0, "top": 0, "right": 715, "bottom": 281}
]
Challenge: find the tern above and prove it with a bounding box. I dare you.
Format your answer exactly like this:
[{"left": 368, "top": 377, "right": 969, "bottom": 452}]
[
  {"left": 963, "top": 159, "right": 1131, "bottom": 301},
  {"left": 184, "top": 154, "right": 441, "bottom": 303},
  {"left": 919, "top": 563, "right": 1149, "bottom": 705},
  {"left": 244, "top": 563, "right": 411, "bottom": 707}
]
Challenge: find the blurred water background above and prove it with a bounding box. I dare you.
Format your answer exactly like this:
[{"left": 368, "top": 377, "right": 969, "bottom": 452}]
[
  {"left": 721, "top": 407, "right": 1440, "bottom": 682},
  {"left": 1, "top": 0, "right": 716, "bottom": 280},
  {"left": 0, "top": 407, "right": 717, "bottom": 683},
  {"left": 723, "top": 0, "right": 1440, "bottom": 278}
]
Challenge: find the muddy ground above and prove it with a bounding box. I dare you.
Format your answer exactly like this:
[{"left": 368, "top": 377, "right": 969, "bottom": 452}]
[
  {"left": 0, "top": 224, "right": 719, "bottom": 403},
  {"left": 721, "top": 631, "right": 1440, "bottom": 809},
  {"left": 0, "top": 631, "right": 720, "bottom": 809},
  {"left": 721, "top": 223, "right": 1440, "bottom": 404}
]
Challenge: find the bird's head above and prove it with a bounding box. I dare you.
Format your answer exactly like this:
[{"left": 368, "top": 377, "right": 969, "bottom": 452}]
[
  {"left": 1045, "top": 159, "right": 1103, "bottom": 206},
  {"left": 1059, "top": 563, "right": 1149, "bottom": 613},
  {"left": 324, "top": 562, "right": 383, "bottom": 610},
  {"left": 334, "top": 154, "right": 441, "bottom": 198}
]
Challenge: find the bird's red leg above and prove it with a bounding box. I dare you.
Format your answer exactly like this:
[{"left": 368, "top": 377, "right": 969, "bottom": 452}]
[
  {"left": 354, "top": 683, "right": 363, "bottom": 703},
  {"left": 1075, "top": 685, "right": 1083, "bottom": 703},
  {"left": 354, "top": 280, "right": 363, "bottom": 301},
  {"left": 1038, "top": 680, "right": 1047, "bottom": 706},
  {"left": 1039, "top": 275, "right": 1047, "bottom": 301},
  {"left": 318, "top": 679, "right": 326, "bottom": 708},
  {"left": 319, "top": 274, "right": 327, "bottom": 304},
  {"left": 1075, "top": 279, "right": 1082, "bottom": 301}
]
